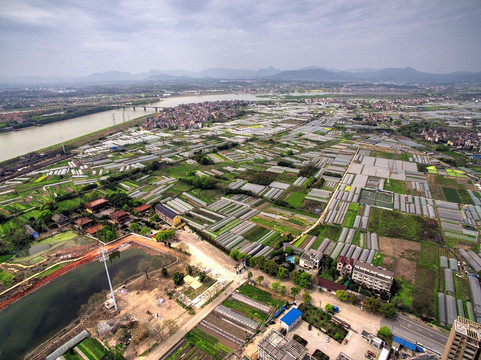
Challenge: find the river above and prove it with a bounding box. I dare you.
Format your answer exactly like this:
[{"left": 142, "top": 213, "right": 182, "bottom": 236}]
[
  {"left": 0, "top": 247, "right": 176, "bottom": 359},
  {"left": 0, "top": 93, "right": 262, "bottom": 162}
]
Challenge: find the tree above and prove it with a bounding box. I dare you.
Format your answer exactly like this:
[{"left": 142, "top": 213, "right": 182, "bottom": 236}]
[
  {"left": 302, "top": 291, "right": 312, "bottom": 304},
  {"left": 294, "top": 272, "right": 312, "bottom": 288},
  {"left": 271, "top": 281, "right": 281, "bottom": 292},
  {"left": 172, "top": 272, "right": 185, "bottom": 286},
  {"left": 363, "top": 297, "right": 381, "bottom": 312},
  {"left": 161, "top": 267, "right": 168, "bottom": 277},
  {"left": 186, "top": 265, "right": 193, "bottom": 276},
  {"left": 294, "top": 256, "right": 300, "bottom": 264},
  {"left": 256, "top": 276, "right": 264, "bottom": 285},
  {"left": 129, "top": 222, "right": 140, "bottom": 232},
  {"left": 138, "top": 259, "right": 150, "bottom": 279},
  {"left": 248, "top": 271, "right": 253, "bottom": 279},
  {"left": 380, "top": 303, "right": 397, "bottom": 318},
  {"left": 348, "top": 294, "right": 359, "bottom": 305},
  {"left": 378, "top": 326, "right": 391, "bottom": 338},
  {"left": 285, "top": 247, "right": 294, "bottom": 255},
  {"left": 277, "top": 267, "right": 288, "bottom": 279},
  {"left": 279, "top": 285, "right": 286, "bottom": 295},
  {"left": 156, "top": 229, "right": 175, "bottom": 242},
  {"left": 230, "top": 249, "right": 240, "bottom": 260},
  {"left": 263, "top": 259, "right": 279, "bottom": 276},
  {"left": 198, "top": 271, "right": 206, "bottom": 282},
  {"left": 291, "top": 286, "right": 301, "bottom": 299},
  {"left": 140, "top": 226, "right": 151, "bottom": 236},
  {"left": 336, "top": 290, "right": 349, "bottom": 302},
  {"left": 324, "top": 303, "right": 334, "bottom": 313}
]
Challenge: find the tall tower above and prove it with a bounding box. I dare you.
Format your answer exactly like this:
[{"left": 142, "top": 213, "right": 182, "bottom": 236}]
[{"left": 442, "top": 316, "right": 481, "bottom": 360}]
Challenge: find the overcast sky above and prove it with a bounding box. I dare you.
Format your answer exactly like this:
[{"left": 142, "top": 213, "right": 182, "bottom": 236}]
[{"left": 1, "top": 0, "right": 480, "bottom": 78}]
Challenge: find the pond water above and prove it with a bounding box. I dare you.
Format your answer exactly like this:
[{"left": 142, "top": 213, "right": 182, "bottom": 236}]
[{"left": 0, "top": 247, "right": 175, "bottom": 359}]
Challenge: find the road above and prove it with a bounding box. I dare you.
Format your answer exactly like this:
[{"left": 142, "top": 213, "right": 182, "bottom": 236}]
[
  {"left": 145, "top": 231, "right": 244, "bottom": 360},
  {"left": 381, "top": 314, "right": 448, "bottom": 354}
]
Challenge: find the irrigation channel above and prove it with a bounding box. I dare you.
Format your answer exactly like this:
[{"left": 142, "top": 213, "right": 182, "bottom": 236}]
[{"left": 0, "top": 247, "right": 176, "bottom": 359}]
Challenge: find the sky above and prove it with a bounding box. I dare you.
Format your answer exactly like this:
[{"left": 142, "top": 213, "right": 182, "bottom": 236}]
[{"left": 0, "top": 0, "right": 480, "bottom": 78}]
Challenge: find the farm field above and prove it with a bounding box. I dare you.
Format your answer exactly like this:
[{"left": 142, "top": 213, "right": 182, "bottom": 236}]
[{"left": 368, "top": 207, "right": 442, "bottom": 243}]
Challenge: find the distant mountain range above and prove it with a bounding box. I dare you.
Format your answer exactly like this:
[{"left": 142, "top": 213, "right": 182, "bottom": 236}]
[{"left": 1, "top": 66, "right": 481, "bottom": 85}]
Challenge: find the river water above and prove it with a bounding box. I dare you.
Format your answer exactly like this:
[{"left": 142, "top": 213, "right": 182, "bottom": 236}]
[
  {"left": 0, "top": 93, "right": 261, "bottom": 162},
  {"left": 0, "top": 247, "right": 176, "bottom": 359}
]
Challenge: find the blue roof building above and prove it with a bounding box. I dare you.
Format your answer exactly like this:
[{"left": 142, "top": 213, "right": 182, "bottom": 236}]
[{"left": 281, "top": 308, "right": 302, "bottom": 331}]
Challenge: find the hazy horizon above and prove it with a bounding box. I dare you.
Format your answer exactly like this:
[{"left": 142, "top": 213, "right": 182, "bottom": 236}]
[{"left": 1, "top": 0, "right": 480, "bottom": 78}]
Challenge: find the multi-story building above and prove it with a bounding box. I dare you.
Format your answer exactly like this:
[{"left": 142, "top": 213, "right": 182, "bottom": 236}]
[
  {"left": 442, "top": 316, "right": 481, "bottom": 360},
  {"left": 258, "top": 329, "right": 307, "bottom": 360},
  {"left": 299, "top": 249, "right": 322, "bottom": 270},
  {"left": 352, "top": 262, "right": 394, "bottom": 292},
  {"left": 337, "top": 256, "right": 355, "bottom": 275}
]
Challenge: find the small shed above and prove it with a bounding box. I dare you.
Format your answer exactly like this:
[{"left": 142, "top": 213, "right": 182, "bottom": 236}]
[
  {"left": 51, "top": 213, "right": 70, "bottom": 227},
  {"left": 280, "top": 308, "right": 302, "bottom": 332}
]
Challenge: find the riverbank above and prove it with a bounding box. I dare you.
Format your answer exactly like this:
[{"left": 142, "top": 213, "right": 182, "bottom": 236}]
[{"left": 0, "top": 113, "right": 146, "bottom": 169}]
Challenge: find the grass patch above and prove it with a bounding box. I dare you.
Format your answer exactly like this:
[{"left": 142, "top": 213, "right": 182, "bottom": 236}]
[
  {"left": 0, "top": 270, "right": 15, "bottom": 287},
  {"left": 412, "top": 265, "right": 437, "bottom": 317},
  {"left": 237, "top": 283, "right": 284, "bottom": 308},
  {"left": 222, "top": 299, "right": 268, "bottom": 323},
  {"left": 0, "top": 254, "right": 13, "bottom": 263},
  {"left": 368, "top": 207, "right": 442, "bottom": 243},
  {"left": 454, "top": 274, "right": 471, "bottom": 300},
  {"left": 392, "top": 278, "right": 414, "bottom": 308},
  {"left": 419, "top": 242, "right": 438, "bottom": 269},
  {"left": 36, "top": 263, "right": 69, "bottom": 279}
]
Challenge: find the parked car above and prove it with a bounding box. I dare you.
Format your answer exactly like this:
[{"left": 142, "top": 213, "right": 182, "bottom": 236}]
[
  {"left": 367, "top": 351, "right": 376, "bottom": 357},
  {"left": 308, "top": 324, "right": 312, "bottom": 331},
  {"left": 365, "top": 355, "right": 372, "bottom": 360},
  {"left": 325, "top": 336, "right": 330, "bottom": 343},
  {"left": 343, "top": 338, "right": 348, "bottom": 344}
]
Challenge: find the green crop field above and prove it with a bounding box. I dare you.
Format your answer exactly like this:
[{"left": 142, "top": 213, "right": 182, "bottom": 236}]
[
  {"left": 412, "top": 265, "right": 437, "bottom": 317},
  {"left": 442, "top": 187, "right": 461, "bottom": 203},
  {"left": 237, "top": 284, "right": 284, "bottom": 308},
  {"left": 244, "top": 226, "right": 271, "bottom": 242},
  {"left": 384, "top": 179, "right": 407, "bottom": 194},
  {"left": 76, "top": 337, "right": 106, "bottom": 360},
  {"left": 368, "top": 207, "right": 442, "bottom": 243},
  {"left": 341, "top": 203, "right": 359, "bottom": 227},
  {"left": 185, "top": 329, "right": 231, "bottom": 359},
  {"left": 286, "top": 192, "right": 306, "bottom": 208},
  {"left": 222, "top": 299, "right": 268, "bottom": 323},
  {"left": 308, "top": 223, "right": 341, "bottom": 241}
]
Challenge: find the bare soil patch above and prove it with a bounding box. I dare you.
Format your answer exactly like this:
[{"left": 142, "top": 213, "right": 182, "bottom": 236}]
[{"left": 380, "top": 236, "right": 420, "bottom": 283}]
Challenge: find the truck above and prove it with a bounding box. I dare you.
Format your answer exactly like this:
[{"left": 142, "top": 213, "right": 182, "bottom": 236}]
[
  {"left": 273, "top": 306, "right": 286, "bottom": 318},
  {"left": 332, "top": 306, "right": 340, "bottom": 313}
]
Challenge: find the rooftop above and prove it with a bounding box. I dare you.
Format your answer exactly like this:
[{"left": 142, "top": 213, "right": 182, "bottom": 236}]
[
  {"left": 258, "top": 330, "right": 305, "bottom": 360},
  {"left": 281, "top": 308, "right": 302, "bottom": 326}
]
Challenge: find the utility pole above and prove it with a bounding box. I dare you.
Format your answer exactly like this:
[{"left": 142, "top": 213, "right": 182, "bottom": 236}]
[
  {"left": 60, "top": 136, "right": 65, "bottom": 153},
  {"left": 99, "top": 247, "right": 118, "bottom": 311}
]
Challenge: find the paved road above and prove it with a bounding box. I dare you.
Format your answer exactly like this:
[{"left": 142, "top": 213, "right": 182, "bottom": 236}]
[{"left": 381, "top": 314, "right": 448, "bottom": 355}]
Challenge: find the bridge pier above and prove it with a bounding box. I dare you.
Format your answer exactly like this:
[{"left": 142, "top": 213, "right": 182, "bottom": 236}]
[
  {"left": 143, "top": 106, "right": 146, "bottom": 111},
  {"left": 132, "top": 106, "right": 136, "bottom": 111}
]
